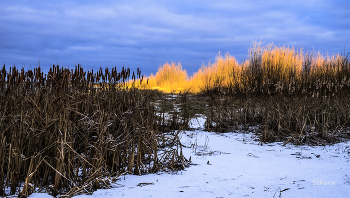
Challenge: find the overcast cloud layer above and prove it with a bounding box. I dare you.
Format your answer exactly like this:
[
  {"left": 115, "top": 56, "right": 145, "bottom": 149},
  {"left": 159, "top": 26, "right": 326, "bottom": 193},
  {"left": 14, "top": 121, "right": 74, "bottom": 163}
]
[{"left": 0, "top": 0, "right": 349, "bottom": 75}]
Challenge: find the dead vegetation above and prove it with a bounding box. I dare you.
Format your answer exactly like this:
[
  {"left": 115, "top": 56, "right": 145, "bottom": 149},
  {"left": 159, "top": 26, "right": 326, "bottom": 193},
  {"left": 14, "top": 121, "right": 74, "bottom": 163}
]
[
  {"left": 204, "top": 95, "right": 350, "bottom": 145},
  {"left": 2, "top": 42, "right": 350, "bottom": 197},
  {"left": 0, "top": 65, "right": 188, "bottom": 197},
  {"left": 133, "top": 41, "right": 350, "bottom": 145},
  {"left": 201, "top": 42, "right": 350, "bottom": 145}
]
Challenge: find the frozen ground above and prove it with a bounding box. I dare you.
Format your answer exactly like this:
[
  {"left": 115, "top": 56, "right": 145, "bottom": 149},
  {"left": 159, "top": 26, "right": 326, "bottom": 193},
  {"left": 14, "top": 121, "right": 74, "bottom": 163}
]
[{"left": 31, "top": 116, "right": 350, "bottom": 198}]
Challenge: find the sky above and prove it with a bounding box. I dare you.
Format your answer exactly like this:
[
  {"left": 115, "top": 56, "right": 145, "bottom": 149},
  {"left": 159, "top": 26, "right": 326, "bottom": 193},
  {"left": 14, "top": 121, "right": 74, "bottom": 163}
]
[{"left": 1, "top": 0, "right": 349, "bottom": 76}]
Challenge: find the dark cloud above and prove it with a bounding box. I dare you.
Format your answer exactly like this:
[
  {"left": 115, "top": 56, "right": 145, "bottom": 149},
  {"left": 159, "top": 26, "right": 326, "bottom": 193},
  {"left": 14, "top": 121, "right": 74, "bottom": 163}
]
[{"left": 0, "top": 0, "right": 349, "bottom": 76}]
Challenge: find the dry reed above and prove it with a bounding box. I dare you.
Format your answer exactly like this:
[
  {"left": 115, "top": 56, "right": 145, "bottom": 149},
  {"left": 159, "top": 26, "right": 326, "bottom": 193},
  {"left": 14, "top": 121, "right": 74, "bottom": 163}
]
[{"left": 0, "top": 64, "right": 188, "bottom": 197}]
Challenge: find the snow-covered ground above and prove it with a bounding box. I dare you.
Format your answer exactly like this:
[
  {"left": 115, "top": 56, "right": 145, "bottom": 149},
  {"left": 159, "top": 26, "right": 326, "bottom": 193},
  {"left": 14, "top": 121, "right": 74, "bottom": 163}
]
[{"left": 31, "top": 116, "right": 350, "bottom": 198}]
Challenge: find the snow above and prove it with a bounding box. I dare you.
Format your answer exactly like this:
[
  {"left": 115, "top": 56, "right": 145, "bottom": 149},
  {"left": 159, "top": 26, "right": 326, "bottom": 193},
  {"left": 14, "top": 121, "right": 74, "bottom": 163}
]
[{"left": 30, "top": 116, "right": 350, "bottom": 198}]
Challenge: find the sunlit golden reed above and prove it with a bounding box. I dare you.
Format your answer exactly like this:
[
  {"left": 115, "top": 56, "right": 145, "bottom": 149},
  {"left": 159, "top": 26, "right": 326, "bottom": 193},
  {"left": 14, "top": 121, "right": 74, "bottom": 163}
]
[
  {"left": 131, "top": 42, "right": 349, "bottom": 95},
  {"left": 189, "top": 52, "right": 241, "bottom": 93},
  {"left": 131, "top": 62, "right": 189, "bottom": 93}
]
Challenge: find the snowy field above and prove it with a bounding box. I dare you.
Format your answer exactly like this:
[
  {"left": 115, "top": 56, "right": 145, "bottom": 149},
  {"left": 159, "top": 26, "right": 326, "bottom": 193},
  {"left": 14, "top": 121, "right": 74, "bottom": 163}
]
[{"left": 31, "top": 116, "right": 350, "bottom": 198}]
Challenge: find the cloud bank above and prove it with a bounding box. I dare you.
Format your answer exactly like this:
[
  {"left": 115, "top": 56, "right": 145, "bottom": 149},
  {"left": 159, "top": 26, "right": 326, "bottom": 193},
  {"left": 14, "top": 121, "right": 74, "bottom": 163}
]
[{"left": 0, "top": 0, "right": 349, "bottom": 75}]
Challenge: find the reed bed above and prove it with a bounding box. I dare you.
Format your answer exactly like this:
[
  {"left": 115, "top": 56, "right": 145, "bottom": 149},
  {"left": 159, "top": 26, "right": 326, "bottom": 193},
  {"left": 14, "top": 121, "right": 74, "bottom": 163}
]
[
  {"left": 134, "top": 42, "right": 350, "bottom": 96},
  {"left": 193, "top": 43, "right": 350, "bottom": 97},
  {"left": 2, "top": 42, "right": 350, "bottom": 196},
  {"left": 197, "top": 43, "right": 350, "bottom": 145},
  {"left": 0, "top": 65, "right": 188, "bottom": 197},
  {"left": 127, "top": 42, "right": 350, "bottom": 145},
  {"left": 132, "top": 42, "right": 350, "bottom": 145},
  {"left": 204, "top": 94, "right": 350, "bottom": 145}
]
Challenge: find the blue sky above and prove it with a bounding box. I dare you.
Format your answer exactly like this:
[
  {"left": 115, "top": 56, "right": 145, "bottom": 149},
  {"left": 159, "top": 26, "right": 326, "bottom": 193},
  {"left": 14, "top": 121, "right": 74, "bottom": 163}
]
[{"left": 1, "top": 0, "right": 349, "bottom": 76}]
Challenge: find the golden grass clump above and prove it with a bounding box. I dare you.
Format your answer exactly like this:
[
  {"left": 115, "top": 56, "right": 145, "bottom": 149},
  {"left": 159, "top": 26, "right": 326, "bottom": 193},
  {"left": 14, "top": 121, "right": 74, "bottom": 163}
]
[
  {"left": 260, "top": 44, "right": 304, "bottom": 82},
  {"left": 130, "top": 62, "right": 188, "bottom": 93},
  {"left": 189, "top": 52, "right": 242, "bottom": 93},
  {"left": 136, "top": 42, "right": 350, "bottom": 96},
  {"left": 154, "top": 62, "right": 188, "bottom": 93}
]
